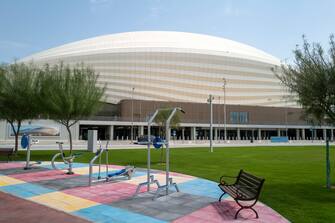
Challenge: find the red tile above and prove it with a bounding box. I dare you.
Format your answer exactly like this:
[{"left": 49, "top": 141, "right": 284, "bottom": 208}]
[
  {"left": 62, "top": 182, "right": 146, "bottom": 204},
  {"left": 0, "top": 162, "right": 25, "bottom": 170},
  {"left": 173, "top": 201, "right": 289, "bottom": 223},
  {"left": 10, "top": 170, "right": 80, "bottom": 182}
]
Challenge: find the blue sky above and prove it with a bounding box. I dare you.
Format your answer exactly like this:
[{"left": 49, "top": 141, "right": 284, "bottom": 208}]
[{"left": 0, "top": 0, "right": 334, "bottom": 63}]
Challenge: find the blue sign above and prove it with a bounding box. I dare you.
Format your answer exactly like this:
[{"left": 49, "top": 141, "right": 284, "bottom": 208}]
[
  {"left": 21, "top": 134, "right": 29, "bottom": 149},
  {"left": 270, "top": 136, "right": 289, "bottom": 143}
]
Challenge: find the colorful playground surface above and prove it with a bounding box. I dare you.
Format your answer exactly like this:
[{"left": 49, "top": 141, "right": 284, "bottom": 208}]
[{"left": 0, "top": 162, "right": 289, "bottom": 223}]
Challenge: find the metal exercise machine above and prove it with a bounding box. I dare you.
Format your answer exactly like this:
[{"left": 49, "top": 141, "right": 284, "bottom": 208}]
[
  {"left": 88, "top": 141, "right": 135, "bottom": 186},
  {"left": 134, "top": 107, "right": 185, "bottom": 200},
  {"left": 51, "top": 142, "right": 81, "bottom": 174},
  {"left": 21, "top": 134, "right": 41, "bottom": 170}
]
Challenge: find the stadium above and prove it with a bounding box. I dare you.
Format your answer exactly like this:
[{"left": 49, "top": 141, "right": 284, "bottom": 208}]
[{"left": 1, "top": 31, "right": 332, "bottom": 142}]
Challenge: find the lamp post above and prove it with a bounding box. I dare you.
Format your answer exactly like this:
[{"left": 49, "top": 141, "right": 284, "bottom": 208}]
[
  {"left": 218, "top": 96, "right": 221, "bottom": 143},
  {"left": 223, "top": 78, "right": 227, "bottom": 142},
  {"left": 284, "top": 95, "right": 288, "bottom": 137},
  {"left": 131, "top": 87, "right": 135, "bottom": 143},
  {"left": 208, "top": 94, "right": 214, "bottom": 152}
]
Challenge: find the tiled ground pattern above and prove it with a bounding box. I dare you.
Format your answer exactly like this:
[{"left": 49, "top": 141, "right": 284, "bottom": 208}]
[{"left": 0, "top": 162, "right": 289, "bottom": 223}]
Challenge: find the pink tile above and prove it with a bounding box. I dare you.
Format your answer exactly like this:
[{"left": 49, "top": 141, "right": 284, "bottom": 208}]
[
  {"left": 173, "top": 201, "right": 289, "bottom": 223},
  {"left": 0, "top": 162, "right": 25, "bottom": 170},
  {"left": 107, "top": 164, "right": 125, "bottom": 169},
  {"left": 169, "top": 172, "right": 195, "bottom": 178},
  {"left": 10, "top": 170, "right": 80, "bottom": 182},
  {"left": 63, "top": 182, "right": 145, "bottom": 203}
]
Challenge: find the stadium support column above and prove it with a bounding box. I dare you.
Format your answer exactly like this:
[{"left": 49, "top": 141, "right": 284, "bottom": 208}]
[
  {"left": 109, "top": 125, "right": 114, "bottom": 141},
  {"left": 139, "top": 126, "right": 144, "bottom": 136},
  {"left": 323, "top": 129, "right": 327, "bottom": 140},
  {"left": 301, "top": 129, "right": 305, "bottom": 140},
  {"left": 191, "top": 127, "right": 196, "bottom": 141},
  {"left": 277, "top": 129, "right": 281, "bottom": 137},
  {"left": 182, "top": 128, "right": 185, "bottom": 141},
  {"left": 331, "top": 129, "right": 334, "bottom": 141},
  {"left": 237, "top": 128, "right": 240, "bottom": 140},
  {"left": 258, "top": 129, "right": 261, "bottom": 140},
  {"left": 296, "top": 129, "right": 300, "bottom": 140},
  {"left": 214, "top": 128, "right": 218, "bottom": 140}
]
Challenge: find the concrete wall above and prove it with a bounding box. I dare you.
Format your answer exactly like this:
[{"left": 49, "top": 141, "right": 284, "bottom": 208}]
[
  {"left": 0, "top": 119, "right": 80, "bottom": 142},
  {"left": 119, "top": 100, "right": 306, "bottom": 125}
]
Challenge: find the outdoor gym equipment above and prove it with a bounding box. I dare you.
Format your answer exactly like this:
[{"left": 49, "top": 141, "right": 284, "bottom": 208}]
[
  {"left": 153, "top": 137, "right": 164, "bottom": 149},
  {"left": 134, "top": 107, "right": 185, "bottom": 200},
  {"left": 51, "top": 142, "right": 81, "bottom": 174},
  {"left": 88, "top": 141, "right": 135, "bottom": 186},
  {"left": 21, "top": 134, "right": 41, "bottom": 170}
]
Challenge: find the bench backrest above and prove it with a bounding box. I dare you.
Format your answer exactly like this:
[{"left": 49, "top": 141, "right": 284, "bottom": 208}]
[
  {"left": 236, "top": 170, "right": 265, "bottom": 199},
  {"left": 0, "top": 148, "right": 14, "bottom": 155}
]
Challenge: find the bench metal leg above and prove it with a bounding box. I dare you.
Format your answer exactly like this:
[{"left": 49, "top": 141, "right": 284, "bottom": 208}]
[
  {"left": 219, "top": 192, "right": 226, "bottom": 202},
  {"left": 234, "top": 199, "right": 258, "bottom": 219},
  {"left": 235, "top": 207, "right": 243, "bottom": 219},
  {"left": 250, "top": 207, "right": 259, "bottom": 218}
]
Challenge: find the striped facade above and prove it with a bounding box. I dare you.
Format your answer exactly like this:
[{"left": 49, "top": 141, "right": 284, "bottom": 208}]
[{"left": 20, "top": 31, "right": 291, "bottom": 107}]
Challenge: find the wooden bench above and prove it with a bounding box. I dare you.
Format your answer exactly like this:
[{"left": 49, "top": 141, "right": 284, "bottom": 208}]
[
  {"left": 0, "top": 148, "right": 14, "bottom": 162},
  {"left": 218, "top": 170, "right": 265, "bottom": 219}
]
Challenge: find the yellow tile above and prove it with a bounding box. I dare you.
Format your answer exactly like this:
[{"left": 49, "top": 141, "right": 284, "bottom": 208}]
[
  {"left": 0, "top": 175, "right": 25, "bottom": 186},
  {"left": 127, "top": 173, "right": 193, "bottom": 185},
  {"left": 29, "top": 191, "right": 97, "bottom": 212},
  {"left": 71, "top": 166, "right": 118, "bottom": 175}
]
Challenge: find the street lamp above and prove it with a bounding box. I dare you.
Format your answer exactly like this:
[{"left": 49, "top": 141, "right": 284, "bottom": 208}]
[
  {"left": 131, "top": 87, "right": 135, "bottom": 143},
  {"left": 223, "top": 78, "right": 227, "bottom": 142},
  {"left": 208, "top": 94, "right": 214, "bottom": 152},
  {"left": 218, "top": 96, "right": 221, "bottom": 143}
]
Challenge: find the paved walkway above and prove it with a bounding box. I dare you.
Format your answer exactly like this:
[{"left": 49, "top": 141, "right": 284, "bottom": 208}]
[
  {"left": 0, "top": 191, "right": 90, "bottom": 223},
  {"left": 0, "top": 162, "right": 289, "bottom": 223}
]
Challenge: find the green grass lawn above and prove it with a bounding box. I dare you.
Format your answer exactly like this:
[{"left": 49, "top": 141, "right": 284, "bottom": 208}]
[{"left": 1, "top": 146, "right": 335, "bottom": 222}]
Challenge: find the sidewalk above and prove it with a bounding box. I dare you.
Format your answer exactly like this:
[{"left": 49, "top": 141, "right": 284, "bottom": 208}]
[{"left": 0, "top": 140, "right": 331, "bottom": 150}]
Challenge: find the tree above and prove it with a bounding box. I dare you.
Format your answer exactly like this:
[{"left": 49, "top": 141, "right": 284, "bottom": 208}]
[
  {"left": 154, "top": 108, "right": 182, "bottom": 163},
  {"left": 277, "top": 35, "right": 335, "bottom": 124},
  {"left": 40, "top": 63, "right": 105, "bottom": 154},
  {"left": 277, "top": 35, "right": 335, "bottom": 189},
  {"left": 0, "top": 63, "right": 41, "bottom": 152}
]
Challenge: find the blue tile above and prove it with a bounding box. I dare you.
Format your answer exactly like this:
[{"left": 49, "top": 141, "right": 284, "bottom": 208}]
[
  {"left": 41, "top": 162, "right": 88, "bottom": 170},
  {"left": 133, "top": 170, "right": 146, "bottom": 177},
  {"left": 73, "top": 204, "right": 167, "bottom": 223},
  {"left": 178, "top": 178, "right": 227, "bottom": 199},
  {"left": 0, "top": 182, "right": 54, "bottom": 198}
]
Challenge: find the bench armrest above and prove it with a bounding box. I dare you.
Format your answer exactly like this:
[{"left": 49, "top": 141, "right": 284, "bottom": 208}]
[{"left": 219, "top": 175, "right": 237, "bottom": 185}]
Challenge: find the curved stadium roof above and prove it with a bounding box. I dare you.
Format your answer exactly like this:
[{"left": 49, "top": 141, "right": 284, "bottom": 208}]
[
  {"left": 20, "top": 31, "right": 291, "bottom": 107},
  {"left": 21, "top": 31, "right": 280, "bottom": 65}
]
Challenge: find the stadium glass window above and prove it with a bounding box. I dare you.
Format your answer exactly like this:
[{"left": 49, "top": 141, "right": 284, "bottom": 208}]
[
  {"left": 239, "top": 112, "right": 249, "bottom": 124},
  {"left": 230, "top": 112, "right": 239, "bottom": 124},
  {"left": 230, "top": 112, "right": 249, "bottom": 124}
]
